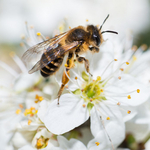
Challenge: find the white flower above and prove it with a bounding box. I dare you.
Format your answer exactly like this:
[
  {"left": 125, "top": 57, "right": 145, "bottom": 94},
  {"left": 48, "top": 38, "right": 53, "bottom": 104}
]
[
  {"left": 48, "top": 135, "right": 130, "bottom": 150},
  {"left": 41, "top": 44, "right": 149, "bottom": 135},
  {"left": 18, "top": 128, "right": 58, "bottom": 150}
]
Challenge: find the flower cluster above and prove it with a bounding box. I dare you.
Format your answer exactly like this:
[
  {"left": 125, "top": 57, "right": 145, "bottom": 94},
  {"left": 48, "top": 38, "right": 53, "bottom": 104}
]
[{"left": 0, "top": 23, "right": 150, "bottom": 150}]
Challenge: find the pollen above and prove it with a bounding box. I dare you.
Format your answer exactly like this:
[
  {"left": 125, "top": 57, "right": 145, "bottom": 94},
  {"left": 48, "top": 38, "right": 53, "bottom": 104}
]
[
  {"left": 97, "top": 76, "right": 101, "bottom": 81},
  {"left": 16, "top": 109, "right": 21, "bottom": 114},
  {"left": 141, "top": 44, "right": 148, "bottom": 51},
  {"left": 20, "top": 42, "right": 24, "bottom": 47},
  {"left": 95, "top": 142, "right": 100, "bottom": 146},
  {"left": 126, "top": 62, "right": 129, "bottom": 65},
  {"left": 118, "top": 76, "right": 121, "bottom": 80},
  {"left": 120, "top": 68, "right": 124, "bottom": 71},
  {"left": 131, "top": 45, "right": 138, "bottom": 51},
  {"left": 65, "top": 85, "right": 68, "bottom": 88},
  {"left": 117, "top": 102, "right": 121, "bottom": 106},
  {"left": 19, "top": 104, "right": 23, "bottom": 109},
  {"left": 37, "top": 139, "right": 42, "bottom": 147},
  {"left": 86, "top": 19, "right": 89, "bottom": 22},
  {"left": 133, "top": 55, "right": 137, "bottom": 61},
  {"left": 36, "top": 32, "right": 41, "bottom": 36},
  {"left": 75, "top": 76, "right": 78, "bottom": 80},
  {"left": 64, "top": 64, "right": 68, "bottom": 67},
  {"left": 114, "top": 59, "right": 117, "bottom": 61},
  {"left": 127, "top": 110, "right": 131, "bottom": 114},
  {"left": 69, "top": 26, "right": 71, "bottom": 29},
  {"left": 100, "top": 89, "right": 103, "bottom": 92},
  {"left": 137, "top": 89, "right": 140, "bottom": 93},
  {"left": 35, "top": 94, "right": 44, "bottom": 103},
  {"left": 90, "top": 99, "right": 93, "bottom": 102},
  {"left": 106, "top": 117, "right": 110, "bottom": 120},
  {"left": 81, "top": 89, "right": 84, "bottom": 92},
  {"left": 127, "top": 95, "right": 131, "bottom": 99},
  {"left": 82, "top": 104, "right": 86, "bottom": 108},
  {"left": 28, "top": 120, "right": 32, "bottom": 125}
]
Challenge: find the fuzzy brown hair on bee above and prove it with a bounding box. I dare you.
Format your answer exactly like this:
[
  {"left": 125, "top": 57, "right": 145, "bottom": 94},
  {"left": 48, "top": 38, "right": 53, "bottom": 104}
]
[{"left": 22, "top": 14, "right": 118, "bottom": 105}]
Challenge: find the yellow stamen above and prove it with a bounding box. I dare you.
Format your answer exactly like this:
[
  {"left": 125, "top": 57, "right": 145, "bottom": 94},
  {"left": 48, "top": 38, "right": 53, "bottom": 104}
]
[
  {"left": 95, "top": 142, "right": 100, "bottom": 146},
  {"left": 81, "top": 89, "right": 84, "bottom": 92},
  {"left": 137, "top": 89, "right": 140, "bottom": 93},
  {"left": 24, "top": 109, "right": 31, "bottom": 116},
  {"left": 16, "top": 109, "right": 21, "bottom": 114},
  {"left": 86, "top": 19, "right": 89, "bottom": 22},
  {"left": 69, "top": 26, "right": 71, "bottom": 29},
  {"left": 118, "top": 76, "right": 121, "bottom": 80},
  {"left": 30, "top": 114, "right": 34, "bottom": 117},
  {"left": 28, "top": 120, "right": 32, "bottom": 125},
  {"left": 30, "top": 25, "right": 34, "bottom": 29},
  {"left": 127, "top": 95, "right": 131, "bottom": 99},
  {"left": 141, "top": 44, "right": 148, "bottom": 51},
  {"left": 75, "top": 76, "right": 78, "bottom": 80},
  {"left": 97, "top": 76, "right": 101, "bottom": 81},
  {"left": 37, "top": 139, "right": 42, "bottom": 147},
  {"left": 20, "top": 42, "right": 24, "bottom": 47},
  {"left": 117, "top": 102, "right": 121, "bottom": 106},
  {"left": 30, "top": 107, "right": 35, "bottom": 110},
  {"left": 114, "top": 59, "right": 117, "bottom": 61},
  {"left": 64, "top": 64, "right": 68, "bottom": 67},
  {"left": 90, "top": 99, "right": 93, "bottom": 102},
  {"left": 127, "top": 110, "right": 131, "bottom": 114},
  {"left": 19, "top": 104, "right": 23, "bottom": 109},
  {"left": 35, "top": 110, "right": 38, "bottom": 114},
  {"left": 106, "top": 117, "right": 110, "bottom": 120},
  {"left": 100, "top": 89, "right": 103, "bottom": 92},
  {"left": 131, "top": 45, "right": 138, "bottom": 51},
  {"left": 82, "top": 104, "right": 86, "bottom": 108},
  {"left": 120, "top": 68, "right": 124, "bottom": 71},
  {"left": 35, "top": 94, "right": 44, "bottom": 102},
  {"left": 37, "top": 32, "right": 41, "bottom": 36},
  {"left": 126, "top": 62, "right": 129, "bottom": 65},
  {"left": 38, "top": 96, "right": 43, "bottom": 101},
  {"left": 133, "top": 55, "right": 137, "bottom": 61}
]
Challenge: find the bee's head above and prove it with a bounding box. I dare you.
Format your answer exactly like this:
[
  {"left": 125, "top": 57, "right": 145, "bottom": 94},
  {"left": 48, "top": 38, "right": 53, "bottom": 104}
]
[
  {"left": 87, "top": 14, "right": 118, "bottom": 47},
  {"left": 87, "top": 25, "right": 101, "bottom": 47}
]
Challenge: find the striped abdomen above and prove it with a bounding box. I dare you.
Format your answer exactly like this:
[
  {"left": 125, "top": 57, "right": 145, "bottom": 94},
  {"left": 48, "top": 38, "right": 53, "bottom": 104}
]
[{"left": 40, "top": 52, "right": 64, "bottom": 77}]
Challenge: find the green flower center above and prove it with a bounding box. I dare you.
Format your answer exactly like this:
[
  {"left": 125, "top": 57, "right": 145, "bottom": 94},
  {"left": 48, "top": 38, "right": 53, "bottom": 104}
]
[{"left": 83, "top": 82, "right": 101, "bottom": 100}]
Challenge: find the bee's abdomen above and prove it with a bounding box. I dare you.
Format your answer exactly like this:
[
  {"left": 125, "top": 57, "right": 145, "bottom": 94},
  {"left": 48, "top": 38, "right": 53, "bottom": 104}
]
[{"left": 40, "top": 54, "right": 64, "bottom": 77}]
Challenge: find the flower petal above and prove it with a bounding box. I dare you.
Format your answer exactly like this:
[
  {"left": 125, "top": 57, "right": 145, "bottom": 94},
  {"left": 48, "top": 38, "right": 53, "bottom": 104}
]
[
  {"left": 89, "top": 105, "right": 125, "bottom": 149},
  {"left": 44, "top": 94, "right": 89, "bottom": 135},
  {"left": 57, "top": 136, "right": 87, "bottom": 150}
]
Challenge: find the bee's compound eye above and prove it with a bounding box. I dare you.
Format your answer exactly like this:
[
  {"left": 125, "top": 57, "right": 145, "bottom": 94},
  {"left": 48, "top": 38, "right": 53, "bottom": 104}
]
[{"left": 93, "top": 34, "right": 100, "bottom": 46}]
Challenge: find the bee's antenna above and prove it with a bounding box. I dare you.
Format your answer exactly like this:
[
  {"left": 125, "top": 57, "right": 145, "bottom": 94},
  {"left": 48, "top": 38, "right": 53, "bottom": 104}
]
[
  {"left": 101, "top": 30, "right": 118, "bottom": 34},
  {"left": 99, "top": 14, "right": 109, "bottom": 30}
]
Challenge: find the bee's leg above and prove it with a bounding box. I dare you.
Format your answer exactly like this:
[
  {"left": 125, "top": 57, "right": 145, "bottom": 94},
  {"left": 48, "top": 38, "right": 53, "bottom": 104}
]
[
  {"left": 57, "top": 69, "right": 70, "bottom": 105},
  {"left": 76, "top": 54, "right": 92, "bottom": 76},
  {"left": 89, "top": 46, "right": 99, "bottom": 53},
  {"left": 57, "top": 52, "right": 74, "bottom": 105}
]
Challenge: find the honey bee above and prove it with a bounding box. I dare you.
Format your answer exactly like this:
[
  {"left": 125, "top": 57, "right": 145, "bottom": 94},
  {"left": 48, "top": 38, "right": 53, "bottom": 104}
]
[{"left": 22, "top": 14, "right": 118, "bottom": 104}]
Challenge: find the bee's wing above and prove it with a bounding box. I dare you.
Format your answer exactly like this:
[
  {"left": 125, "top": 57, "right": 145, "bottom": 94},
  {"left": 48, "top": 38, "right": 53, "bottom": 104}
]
[
  {"left": 22, "top": 32, "right": 67, "bottom": 66},
  {"left": 28, "top": 41, "right": 81, "bottom": 74}
]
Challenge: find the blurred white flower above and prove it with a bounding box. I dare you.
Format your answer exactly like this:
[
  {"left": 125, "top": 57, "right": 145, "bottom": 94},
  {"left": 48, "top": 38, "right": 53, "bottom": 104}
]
[{"left": 0, "top": 0, "right": 149, "bottom": 43}]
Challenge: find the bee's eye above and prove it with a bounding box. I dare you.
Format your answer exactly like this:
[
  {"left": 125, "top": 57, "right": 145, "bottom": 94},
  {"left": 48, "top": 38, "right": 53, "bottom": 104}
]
[{"left": 93, "top": 34, "right": 100, "bottom": 46}]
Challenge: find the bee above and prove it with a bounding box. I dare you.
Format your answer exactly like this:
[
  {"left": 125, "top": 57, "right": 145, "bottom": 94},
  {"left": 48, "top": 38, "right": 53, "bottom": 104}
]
[{"left": 22, "top": 14, "right": 118, "bottom": 104}]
